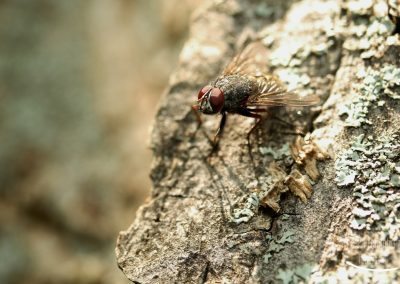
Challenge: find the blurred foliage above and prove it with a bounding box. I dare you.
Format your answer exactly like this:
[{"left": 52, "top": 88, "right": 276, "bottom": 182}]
[{"left": 0, "top": 0, "right": 199, "bottom": 283}]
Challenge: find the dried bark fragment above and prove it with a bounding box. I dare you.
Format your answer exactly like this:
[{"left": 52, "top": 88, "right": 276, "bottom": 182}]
[
  {"left": 291, "top": 134, "right": 330, "bottom": 181},
  {"left": 285, "top": 169, "right": 313, "bottom": 203},
  {"left": 259, "top": 162, "right": 288, "bottom": 212}
]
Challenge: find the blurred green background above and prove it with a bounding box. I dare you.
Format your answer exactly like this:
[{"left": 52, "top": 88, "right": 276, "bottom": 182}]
[{"left": 0, "top": 0, "right": 200, "bottom": 283}]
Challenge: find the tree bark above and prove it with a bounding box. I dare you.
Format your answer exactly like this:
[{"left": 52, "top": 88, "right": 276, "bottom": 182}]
[{"left": 116, "top": 0, "right": 400, "bottom": 283}]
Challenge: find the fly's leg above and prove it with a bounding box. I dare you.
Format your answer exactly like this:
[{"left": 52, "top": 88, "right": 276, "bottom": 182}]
[
  {"left": 207, "top": 112, "right": 227, "bottom": 158},
  {"left": 238, "top": 108, "right": 268, "bottom": 141},
  {"left": 191, "top": 105, "right": 214, "bottom": 146},
  {"left": 192, "top": 106, "right": 227, "bottom": 157},
  {"left": 269, "top": 113, "right": 305, "bottom": 137},
  {"left": 236, "top": 108, "right": 266, "bottom": 177},
  {"left": 213, "top": 112, "right": 227, "bottom": 148},
  {"left": 191, "top": 105, "right": 202, "bottom": 125}
]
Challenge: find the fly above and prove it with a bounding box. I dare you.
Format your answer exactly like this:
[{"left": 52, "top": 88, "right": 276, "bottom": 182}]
[{"left": 192, "top": 41, "right": 319, "bottom": 150}]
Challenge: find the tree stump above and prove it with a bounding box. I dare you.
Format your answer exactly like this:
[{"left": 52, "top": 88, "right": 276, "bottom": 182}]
[{"left": 116, "top": 0, "right": 400, "bottom": 282}]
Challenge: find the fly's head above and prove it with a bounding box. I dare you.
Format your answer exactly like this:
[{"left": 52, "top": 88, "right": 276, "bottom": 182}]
[{"left": 195, "top": 85, "right": 224, "bottom": 115}]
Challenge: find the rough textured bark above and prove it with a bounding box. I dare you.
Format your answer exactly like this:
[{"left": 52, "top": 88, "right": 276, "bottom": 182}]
[{"left": 116, "top": 0, "right": 400, "bottom": 283}]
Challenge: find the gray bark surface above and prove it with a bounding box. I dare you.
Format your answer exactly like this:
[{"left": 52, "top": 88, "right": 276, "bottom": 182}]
[{"left": 116, "top": 0, "right": 400, "bottom": 283}]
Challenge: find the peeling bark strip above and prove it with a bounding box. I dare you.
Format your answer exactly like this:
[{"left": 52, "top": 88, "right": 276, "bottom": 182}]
[{"left": 117, "top": 0, "right": 400, "bottom": 283}]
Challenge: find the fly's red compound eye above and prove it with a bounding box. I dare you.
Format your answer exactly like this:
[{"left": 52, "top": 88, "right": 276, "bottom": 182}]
[
  {"left": 209, "top": 88, "right": 224, "bottom": 113},
  {"left": 198, "top": 85, "right": 212, "bottom": 100}
]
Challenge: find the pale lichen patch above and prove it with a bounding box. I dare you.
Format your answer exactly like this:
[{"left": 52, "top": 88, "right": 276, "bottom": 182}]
[
  {"left": 335, "top": 133, "right": 400, "bottom": 241},
  {"left": 231, "top": 192, "right": 260, "bottom": 224},
  {"left": 275, "top": 262, "right": 316, "bottom": 284},
  {"left": 341, "top": 0, "right": 398, "bottom": 59},
  {"left": 264, "top": 229, "right": 296, "bottom": 265},
  {"left": 344, "top": 0, "right": 374, "bottom": 16},
  {"left": 259, "top": 143, "right": 291, "bottom": 160},
  {"left": 339, "top": 65, "right": 400, "bottom": 127}
]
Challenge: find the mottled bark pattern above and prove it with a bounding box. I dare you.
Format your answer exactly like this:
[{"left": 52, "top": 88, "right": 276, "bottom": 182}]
[{"left": 117, "top": 0, "right": 400, "bottom": 283}]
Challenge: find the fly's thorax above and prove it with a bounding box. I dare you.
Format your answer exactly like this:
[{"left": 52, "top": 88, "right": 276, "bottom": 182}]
[{"left": 215, "top": 75, "right": 258, "bottom": 111}]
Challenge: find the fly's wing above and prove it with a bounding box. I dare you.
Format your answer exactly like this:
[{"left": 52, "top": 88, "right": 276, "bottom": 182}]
[
  {"left": 220, "top": 41, "right": 319, "bottom": 107},
  {"left": 221, "top": 41, "right": 268, "bottom": 77},
  {"left": 246, "top": 75, "right": 320, "bottom": 107}
]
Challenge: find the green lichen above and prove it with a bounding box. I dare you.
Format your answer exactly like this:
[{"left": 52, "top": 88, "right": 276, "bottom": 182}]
[
  {"left": 338, "top": 65, "right": 400, "bottom": 127},
  {"left": 270, "top": 40, "right": 307, "bottom": 68},
  {"left": 310, "top": 265, "right": 399, "bottom": 283},
  {"left": 338, "top": 1, "right": 400, "bottom": 128},
  {"left": 342, "top": 7, "right": 396, "bottom": 58},
  {"left": 231, "top": 192, "right": 260, "bottom": 224},
  {"left": 254, "top": 2, "right": 274, "bottom": 18},
  {"left": 269, "top": 27, "right": 336, "bottom": 69},
  {"left": 267, "top": 0, "right": 338, "bottom": 70},
  {"left": 275, "top": 70, "right": 311, "bottom": 91},
  {"left": 345, "top": 0, "right": 374, "bottom": 16},
  {"left": 275, "top": 263, "right": 316, "bottom": 284},
  {"left": 335, "top": 134, "right": 400, "bottom": 241},
  {"left": 259, "top": 142, "right": 291, "bottom": 160},
  {"left": 264, "top": 229, "right": 296, "bottom": 265}
]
